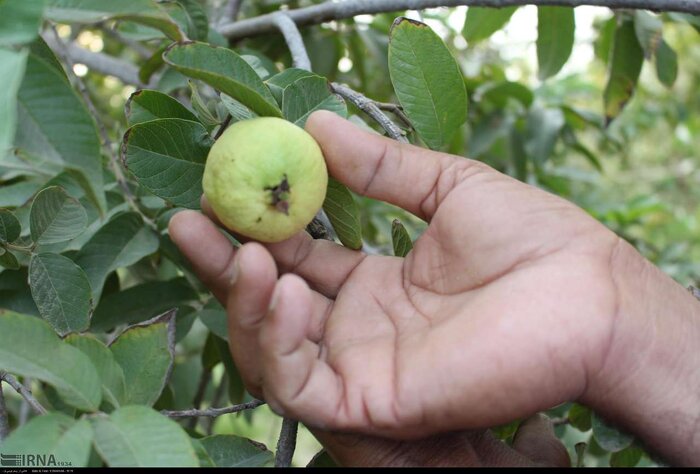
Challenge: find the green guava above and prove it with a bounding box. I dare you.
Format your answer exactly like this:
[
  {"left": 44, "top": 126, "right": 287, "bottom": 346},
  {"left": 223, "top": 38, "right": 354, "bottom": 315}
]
[{"left": 202, "top": 117, "right": 328, "bottom": 243}]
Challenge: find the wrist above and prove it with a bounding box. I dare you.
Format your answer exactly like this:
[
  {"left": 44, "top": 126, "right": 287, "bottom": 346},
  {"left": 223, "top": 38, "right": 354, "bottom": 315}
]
[{"left": 582, "top": 238, "right": 700, "bottom": 466}]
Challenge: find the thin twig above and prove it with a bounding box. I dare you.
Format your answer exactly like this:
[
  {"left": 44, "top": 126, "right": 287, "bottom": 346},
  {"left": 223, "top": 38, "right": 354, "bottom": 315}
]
[
  {"left": 214, "top": 115, "right": 233, "bottom": 140},
  {"left": 46, "top": 28, "right": 140, "bottom": 207},
  {"left": 275, "top": 417, "right": 299, "bottom": 467},
  {"left": 161, "top": 399, "right": 265, "bottom": 418},
  {"left": 271, "top": 12, "right": 312, "bottom": 71},
  {"left": 0, "top": 372, "right": 47, "bottom": 415},
  {"left": 218, "top": 0, "right": 700, "bottom": 40},
  {"left": 187, "top": 368, "right": 213, "bottom": 430},
  {"left": 0, "top": 382, "right": 9, "bottom": 441},
  {"left": 331, "top": 83, "right": 409, "bottom": 143},
  {"left": 376, "top": 102, "right": 412, "bottom": 129},
  {"left": 98, "top": 24, "right": 152, "bottom": 59},
  {"left": 222, "top": 0, "right": 244, "bottom": 24}
]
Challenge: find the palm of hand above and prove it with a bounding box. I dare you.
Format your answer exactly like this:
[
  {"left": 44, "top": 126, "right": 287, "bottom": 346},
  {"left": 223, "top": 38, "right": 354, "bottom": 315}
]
[{"left": 299, "top": 165, "right": 619, "bottom": 437}]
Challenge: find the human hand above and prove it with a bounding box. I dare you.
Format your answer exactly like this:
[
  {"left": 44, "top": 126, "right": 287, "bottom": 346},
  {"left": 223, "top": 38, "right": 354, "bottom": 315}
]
[{"left": 170, "top": 111, "right": 700, "bottom": 465}]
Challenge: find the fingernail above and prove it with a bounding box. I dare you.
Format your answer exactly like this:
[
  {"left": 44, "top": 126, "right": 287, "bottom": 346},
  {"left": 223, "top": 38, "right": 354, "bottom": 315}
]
[{"left": 230, "top": 254, "right": 241, "bottom": 286}]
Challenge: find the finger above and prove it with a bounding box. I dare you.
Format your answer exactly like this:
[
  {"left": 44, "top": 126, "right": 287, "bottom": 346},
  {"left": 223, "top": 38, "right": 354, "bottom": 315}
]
[
  {"left": 202, "top": 195, "right": 367, "bottom": 298},
  {"left": 306, "top": 110, "right": 484, "bottom": 221},
  {"left": 227, "top": 244, "right": 334, "bottom": 396},
  {"left": 226, "top": 242, "right": 277, "bottom": 396},
  {"left": 511, "top": 414, "right": 570, "bottom": 467},
  {"left": 258, "top": 274, "right": 344, "bottom": 426},
  {"left": 168, "top": 210, "right": 237, "bottom": 302}
]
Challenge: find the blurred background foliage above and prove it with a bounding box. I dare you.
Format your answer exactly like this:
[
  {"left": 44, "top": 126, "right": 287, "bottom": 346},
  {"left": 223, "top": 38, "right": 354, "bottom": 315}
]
[{"left": 1, "top": 0, "right": 699, "bottom": 468}]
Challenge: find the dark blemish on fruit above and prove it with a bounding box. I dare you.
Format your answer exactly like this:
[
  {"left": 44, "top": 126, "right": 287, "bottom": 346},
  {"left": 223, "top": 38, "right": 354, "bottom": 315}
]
[{"left": 265, "top": 174, "right": 291, "bottom": 215}]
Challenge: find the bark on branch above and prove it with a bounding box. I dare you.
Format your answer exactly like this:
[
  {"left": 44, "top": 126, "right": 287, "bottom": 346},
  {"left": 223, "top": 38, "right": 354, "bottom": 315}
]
[
  {"left": 218, "top": 0, "right": 700, "bottom": 40},
  {"left": 161, "top": 399, "right": 265, "bottom": 418},
  {"left": 0, "top": 372, "right": 47, "bottom": 416}
]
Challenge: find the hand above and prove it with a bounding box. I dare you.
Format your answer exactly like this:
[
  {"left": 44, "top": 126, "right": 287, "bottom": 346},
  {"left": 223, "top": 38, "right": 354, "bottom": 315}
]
[{"left": 170, "top": 111, "right": 700, "bottom": 465}]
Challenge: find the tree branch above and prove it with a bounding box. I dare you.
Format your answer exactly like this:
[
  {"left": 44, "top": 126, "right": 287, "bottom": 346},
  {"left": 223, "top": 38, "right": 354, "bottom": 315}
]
[
  {"left": 271, "top": 12, "right": 312, "bottom": 71},
  {"left": 0, "top": 372, "right": 47, "bottom": 416},
  {"left": 331, "top": 83, "right": 409, "bottom": 143},
  {"left": 161, "top": 399, "right": 264, "bottom": 418},
  {"left": 218, "top": 0, "right": 700, "bottom": 40},
  {"left": 275, "top": 417, "right": 299, "bottom": 467}
]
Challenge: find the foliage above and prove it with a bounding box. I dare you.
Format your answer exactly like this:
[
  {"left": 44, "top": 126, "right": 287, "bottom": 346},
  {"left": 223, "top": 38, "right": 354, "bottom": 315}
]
[{"left": 1, "top": 0, "right": 699, "bottom": 468}]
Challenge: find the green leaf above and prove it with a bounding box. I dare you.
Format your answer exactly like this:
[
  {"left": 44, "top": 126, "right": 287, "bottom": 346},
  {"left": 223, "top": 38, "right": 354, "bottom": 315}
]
[
  {"left": 592, "top": 413, "right": 634, "bottom": 452},
  {"left": 0, "top": 209, "right": 21, "bottom": 243},
  {"left": 389, "top": 18, "right": 467, "bottom": 150},
  {"left": 65, "top": 334, "right": 127, "bottom": 409},
  {"left": 0, "top": 249, "right": 20, "bottom": 270},
  {"left": 603, "top": 18, "right": 644, "bottom": 124},
  {"left": 190, "top": 438, "right": 216, "bottom": 467},
  {"left": 633, "top": 11, "right": 663, "bottom": 58},
  {"left": 92, "top": 406, "right": 198, "bottom": 467},
  {"left": 0, "top": 414, "right": 93, "bottom": 467},
  {"left": 323, "top": 177, "right": 362, "bottom": 250},
  {"left": 197, "top": 308, "right": 229, "bottom": 341},
  {"left": 463, "top": 6, "right": 517, "bottom": 44},
  {"left": 189, "top": 80, "right": 220, "bottom": 127},
  {"left": 524, "top": 106, "right": 565, "bottom": 164},
  {"left": 16, "top": 51, "right": 106, "bottom": 212},
  {"left": 220, "top": 94, "right": 257, "bottom": 123},
  {"left": 474, "top": 81, "right": 533, "bottom": 108},
  {"left": 122, "top": 118, "right": 212, "bottom": 209},
  {"left": 138, "top": 45, "right": 167, "bottom": 84},
  {"left": 568, "top": 403, "right": 592, "bottom": 432},
  {"left": 537, "top": 7, "right": 575, "bottom": 80},
  {"left": 200, "top": 435, "right": 273, "bottom": 467},
  {"left": 74, "top": 212, "right": 159, "bottom": 300},
  {"left": 29, "top": 253, "right": 92, "bottom": 336},
  {"left": 391, "top": 219, "right": 413, "bottom": 257},
  {"left": 175, "top": 0, "right": 208, "bottom": 41},
  {"left": 0, "top": 0, "right": 45, "bottom": 46},
  {"left": 109, "top": 311, "right": 176, "bottom": 406},
  {"left": 125, "top": 89, "right": 198, "bottom": 126},
  {"left": 0, "top": 48, "right": 28, "bottom": 160},
  {"left": 91, "top": 277, "right": 197, "bottom": 332},
  {"left": 307, "top": 450, "right": 338, "bottom": 467},
  {"left": 282, "top": 76, "right": 347, "bottom": 127},
  {"left": 609, "top": 444, "right": 643, "bottom": 467},
  {"left": 265, "top": 68, "right": 317, "bottom": 104},
  {"left": 655, "top": 39, "right": 678, "bottom": 87},
  {"left": 29, "top": 186, "right": 88, "bottom": 245},
  {"left": 45, "top": 0, "right": 184, "bottom": 41},
  {"left": 0, "top": 311, "right": 101, "bottom": 411},
  {"left": 163, "top": 42, "right": 282, "bottom": 117}
]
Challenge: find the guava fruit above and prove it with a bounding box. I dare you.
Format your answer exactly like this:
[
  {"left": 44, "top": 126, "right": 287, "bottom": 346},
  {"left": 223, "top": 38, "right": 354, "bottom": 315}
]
[{"left": 202, "top": 117, "right": 328, "bottom": 243}]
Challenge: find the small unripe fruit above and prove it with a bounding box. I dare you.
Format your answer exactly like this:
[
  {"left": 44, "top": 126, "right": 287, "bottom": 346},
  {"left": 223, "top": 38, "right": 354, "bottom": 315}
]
[{"left": 203, "top": 117, "right": 328, "bottom": 243}]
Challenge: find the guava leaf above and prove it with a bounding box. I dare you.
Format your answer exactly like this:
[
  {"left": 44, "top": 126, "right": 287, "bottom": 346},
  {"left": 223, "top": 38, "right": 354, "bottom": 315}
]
[
  {"left": 0, "top": 311, "right": 102, "bottom": 411},
  {"left": 282, "top": 76, "right": 347, "bottom": 127},
  {"left": 0, "top": 414, "right": 93, "bottom": 467},
  {"left": 30, "top": 186, "right": 88, "bottom": 245},
  {"left": 0, "top": 209, "right": 21, "bottom": 243},
  {"left": 125, "top": 89, "right": 198, "bottom": 126},
  {"left": 200, "top": 435, "right": 273, "bottom": 467},
  {"left": 74, "top": 212, "right": 159, "bottom": 300},
  {"left": 323, "top": 178, "right": 362, "bottom": 250},
  {"left": 92, "top": 406, "right": 198, "bottom": 467},
  {"left": 29, "top": 252, "right": 92, "bottom": 336},
  {"left": 391, "top": 220, "right": 413, "bottom": 257},
  {"left": 108, "top": 311, "right": 176, "bottom": 406},
  {"left": 463, "top": 6, "right": 517, "bottom": 44},
  {"left": 537, "top": 7, "right": 575, "bottom": 80},
  {"left": 45, "top": 0, "right": 184, "bottom": 41},
  {"left": 122, "top": 118, "right": 212, "bottom": 209},
  {"left": 0, "top": 0, "right": 45, "bottom": 46},
  {"left": 163, "top": 42, "right": 282, "bottom": 117},
  {"left": 389, "top": 18, "right": 467, "bottom": 150},
  {"left": 603, "top": 18, "right": 644, "bottom": 124}
]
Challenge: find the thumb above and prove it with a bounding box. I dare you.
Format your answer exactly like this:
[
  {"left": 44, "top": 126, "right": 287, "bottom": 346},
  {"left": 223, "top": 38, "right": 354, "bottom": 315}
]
[
  {"left": 305, "top": 110, "right": 484, "bottom": 221},
  {"left": 511, "top": 414, "right": 571, "bottom": 467}
]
